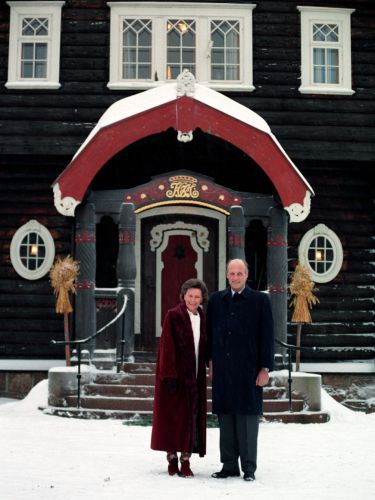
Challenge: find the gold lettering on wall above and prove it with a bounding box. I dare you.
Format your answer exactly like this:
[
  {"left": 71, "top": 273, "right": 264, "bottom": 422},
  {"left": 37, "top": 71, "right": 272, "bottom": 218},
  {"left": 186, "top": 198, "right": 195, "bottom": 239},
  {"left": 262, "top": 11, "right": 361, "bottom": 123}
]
[{"left": 166, "top": 175, "right": 199, "bottom": 199}]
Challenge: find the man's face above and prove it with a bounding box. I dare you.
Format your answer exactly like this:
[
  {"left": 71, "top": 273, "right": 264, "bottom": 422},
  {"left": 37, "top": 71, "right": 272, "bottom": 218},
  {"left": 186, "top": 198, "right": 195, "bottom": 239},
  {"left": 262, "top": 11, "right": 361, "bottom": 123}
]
[{"left": 227, "top": 260, "right": 248, "bottom": 292}]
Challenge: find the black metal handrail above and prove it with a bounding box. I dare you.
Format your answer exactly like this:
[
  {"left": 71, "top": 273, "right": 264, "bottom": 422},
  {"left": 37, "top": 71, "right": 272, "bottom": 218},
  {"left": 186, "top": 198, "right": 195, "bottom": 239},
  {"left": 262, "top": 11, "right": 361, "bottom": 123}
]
[
  {"left": 51, "top": 294, "right": 128, "bottom": 408},
  {"left": 275, "top": 338, "right": 318, "bottom": 412}
]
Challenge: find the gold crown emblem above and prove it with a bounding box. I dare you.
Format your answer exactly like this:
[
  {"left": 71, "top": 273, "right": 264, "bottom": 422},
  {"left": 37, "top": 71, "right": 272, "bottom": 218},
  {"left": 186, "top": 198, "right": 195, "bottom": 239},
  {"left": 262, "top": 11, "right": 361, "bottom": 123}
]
[{"left": 169, "top": 175, "right": 197, "bottom": 184}]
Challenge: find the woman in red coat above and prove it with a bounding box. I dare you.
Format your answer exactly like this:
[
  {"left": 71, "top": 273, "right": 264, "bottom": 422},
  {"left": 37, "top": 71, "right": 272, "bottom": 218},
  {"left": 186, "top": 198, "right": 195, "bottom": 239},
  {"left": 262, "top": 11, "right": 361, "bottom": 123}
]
[{"left": 151, "top": 278, "right": 208, "bottom": 478}]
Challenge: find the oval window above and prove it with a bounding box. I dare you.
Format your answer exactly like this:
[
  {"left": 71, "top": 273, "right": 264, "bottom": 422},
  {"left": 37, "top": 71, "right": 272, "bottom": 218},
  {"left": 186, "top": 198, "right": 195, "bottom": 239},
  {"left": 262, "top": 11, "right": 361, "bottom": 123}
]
[
  {"left": 298, "top": 224, "right": 343, "bottom": 283},
  {"left": 10, "top": 220, "right": 55, "bottom": 280}
]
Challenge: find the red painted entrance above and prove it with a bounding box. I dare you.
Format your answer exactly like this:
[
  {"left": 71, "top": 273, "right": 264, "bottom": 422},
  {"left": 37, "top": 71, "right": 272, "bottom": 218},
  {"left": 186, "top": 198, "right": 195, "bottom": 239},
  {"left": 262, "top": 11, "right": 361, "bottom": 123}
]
[{"left": 161, "top": 234, "right": 198, "bottom": 324}]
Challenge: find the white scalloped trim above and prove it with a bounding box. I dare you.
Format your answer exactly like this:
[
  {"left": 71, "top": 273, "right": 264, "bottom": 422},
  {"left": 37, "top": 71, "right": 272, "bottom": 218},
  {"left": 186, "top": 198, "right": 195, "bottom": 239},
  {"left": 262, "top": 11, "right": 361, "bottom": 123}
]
[
  {"left": 285, "top": 191, "right": 312, "bottom": 223},
  {"left": 53, "top": 183, "right": 80, "bottom": 216}
]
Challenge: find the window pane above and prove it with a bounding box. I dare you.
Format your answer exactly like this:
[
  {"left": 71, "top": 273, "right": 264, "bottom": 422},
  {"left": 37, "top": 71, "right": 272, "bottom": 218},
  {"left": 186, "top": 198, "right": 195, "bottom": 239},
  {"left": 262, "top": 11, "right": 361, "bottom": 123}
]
[
  {"left": 139, "top": 29, "right": 151, "bottom": 46},
  {"left": 212, "top": 48, "right": 224, "bottom": 64},
  {"left": 21, "top": 62, "right": 33, "bottom": 78},
  {"left": 123, "top": 48, "right": 137, "bottom": 63},
  {"left": 123, "top": 64, "right": 136, "bottom": 79},
  {"left": 227, "top": 48, "right": 239, "bottom": 65},
  {"left": 21, "top": 43, "right": 34, "bottom": 60},
  {"left": 212, "top": 30, "right": 224, "bottom": 47},
  {"left": 182, "top": 49, "right": 195, "bottom": 64},
  {"left": 327, "top": 67, "right": 339, "bottom": 84},
  {"left": 138, "top": 65, "right": 151, "bottom": 79},
  {"left": 168, "top": 29, "right": 181, "bottom": 46},
  {"left": 227, "top": 65, "right": 239, "bottom": 80},
  {"left": 35, "top": 43, "right": 47, "bottom": 60},
  {"left": 167, "top": 48, "right": 180, "bottom": 64},
  {"left": 327, "top": 48, "right": 339, "bottom": 66},
  {"left": 313, "top": 48, "right": 325, "bottom": 65},
  {"left": 139, "top": 48, "right": 151, "bottom": 63},
  {"left": 123, "top": 29, "right": 137, "bottom": 46},
  {"left": 182, "top": 31, "right": 195, "bottom": 47},
  {"left": 212, "top": 66, "right": 225, "bottom": 80},
  {"left": 35, "top": 62, "right": 47, "bottom": 78}
]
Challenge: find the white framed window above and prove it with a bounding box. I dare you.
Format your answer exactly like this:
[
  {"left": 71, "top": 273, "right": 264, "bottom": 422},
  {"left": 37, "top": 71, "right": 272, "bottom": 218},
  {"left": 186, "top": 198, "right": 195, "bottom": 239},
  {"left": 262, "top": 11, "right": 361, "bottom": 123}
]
[
  {"left": 108, "top": 2, "right": 255, "bottom": 91},
  {"left": 297, "top": 6, "right": 355, "bottom": 95},
  {"left": 10, "top": 220, "right": 55, "bottom": 280},
  {"left": 6, "top": 1, "right": 65, "bottom": 90},
  {"left": 298, "top": 224, "right": 343, "bottom": 283}
]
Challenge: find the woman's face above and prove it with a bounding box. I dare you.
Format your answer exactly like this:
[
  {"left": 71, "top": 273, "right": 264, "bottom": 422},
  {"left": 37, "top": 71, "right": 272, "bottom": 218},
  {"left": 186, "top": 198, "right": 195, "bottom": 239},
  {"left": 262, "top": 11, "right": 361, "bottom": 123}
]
[{"left": 184, "top": 288, "right": 203, "bottom": 314}]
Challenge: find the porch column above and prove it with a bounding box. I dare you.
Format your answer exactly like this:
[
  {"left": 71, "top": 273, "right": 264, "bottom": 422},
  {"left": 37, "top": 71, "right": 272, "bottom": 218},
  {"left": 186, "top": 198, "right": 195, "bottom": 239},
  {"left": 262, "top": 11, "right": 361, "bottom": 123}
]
[
  {"left": 75, "top": 202, "right": 96, "bottom": 354},
  {"left": 267, "top": 207, "right": 288, "bottom": 362},
  {"left": 228, "top": 205, "right": 245, "bottom": 261},
  {"left": 116, "top": 203, "right": 136, "bottom": 360}
]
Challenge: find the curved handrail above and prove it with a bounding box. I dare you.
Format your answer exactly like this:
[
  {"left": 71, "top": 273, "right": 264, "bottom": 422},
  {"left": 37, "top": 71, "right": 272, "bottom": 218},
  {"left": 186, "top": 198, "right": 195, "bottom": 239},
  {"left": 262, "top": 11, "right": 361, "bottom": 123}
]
[
  {"left": 275, "top": 337, "right": 318, "bottom": 352},
  {"left": 50, "top": 294, "right": 129, "bottom": 408},
  {"left": 51, "top": 294, "right": 128, "bottom": 347},
  {"left": 274, "top": 337, "right": 318, "bottom": 412}
]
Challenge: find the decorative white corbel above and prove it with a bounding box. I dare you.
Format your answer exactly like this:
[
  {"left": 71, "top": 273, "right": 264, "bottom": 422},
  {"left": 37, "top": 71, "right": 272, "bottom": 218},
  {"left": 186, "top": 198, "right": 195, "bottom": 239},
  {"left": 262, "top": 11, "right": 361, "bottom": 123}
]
[
  {"left": 177, "top": 130, "right": 193, "bottom": 143},
  {"left": 285, "top": 191, "right": 312, "bottom": 223},
  {"left": 176, "top": 69, "right": 196, "bottom": 97},
  {"left": 53, "top": 183, "right": 80, "bottom": 216}
]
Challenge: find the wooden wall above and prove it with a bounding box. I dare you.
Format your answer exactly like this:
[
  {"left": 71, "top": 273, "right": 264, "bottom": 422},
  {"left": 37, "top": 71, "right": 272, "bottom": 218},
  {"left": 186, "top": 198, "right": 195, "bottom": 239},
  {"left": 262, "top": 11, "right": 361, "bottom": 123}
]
[{"left": 0, "top": 0, "right": 373, "bottom": 362}]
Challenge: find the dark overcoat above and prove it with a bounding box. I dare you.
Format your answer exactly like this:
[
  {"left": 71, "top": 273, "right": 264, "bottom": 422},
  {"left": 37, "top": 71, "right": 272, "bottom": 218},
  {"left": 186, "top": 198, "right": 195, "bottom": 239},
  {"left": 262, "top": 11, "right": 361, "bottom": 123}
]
[
  {"left": 151, "top": 302, "right": 207, "bottom": 456},
  {"left": 206, "top": 286, "right": 274, "bottom": 415}
]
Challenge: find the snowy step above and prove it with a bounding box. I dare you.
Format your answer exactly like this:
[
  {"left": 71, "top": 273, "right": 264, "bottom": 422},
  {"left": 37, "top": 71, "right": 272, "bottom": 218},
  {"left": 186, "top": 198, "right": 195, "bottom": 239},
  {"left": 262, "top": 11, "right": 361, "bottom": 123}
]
[
  {"left": 65, "top": 396, "right": 303, "bottom": 413},
  {"left": 41, "top": 406, "right": 329, "bottom": 424}
]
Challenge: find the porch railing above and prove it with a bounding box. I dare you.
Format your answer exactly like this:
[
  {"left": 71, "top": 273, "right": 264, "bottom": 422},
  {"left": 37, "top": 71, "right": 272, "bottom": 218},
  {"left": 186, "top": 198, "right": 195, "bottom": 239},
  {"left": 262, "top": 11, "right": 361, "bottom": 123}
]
[
  {"left": 275, "top": 338, "right": 318, "bottom": 412},
  {"left": 51, "top": 294, "right": 128, "bottom": 408}
]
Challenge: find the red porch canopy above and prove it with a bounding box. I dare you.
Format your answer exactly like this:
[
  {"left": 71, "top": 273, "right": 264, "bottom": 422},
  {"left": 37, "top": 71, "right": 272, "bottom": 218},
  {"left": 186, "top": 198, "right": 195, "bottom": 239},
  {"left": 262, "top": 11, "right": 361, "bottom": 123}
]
[{"left": 53, "top": 71, "right": 313, "bottom": 222}]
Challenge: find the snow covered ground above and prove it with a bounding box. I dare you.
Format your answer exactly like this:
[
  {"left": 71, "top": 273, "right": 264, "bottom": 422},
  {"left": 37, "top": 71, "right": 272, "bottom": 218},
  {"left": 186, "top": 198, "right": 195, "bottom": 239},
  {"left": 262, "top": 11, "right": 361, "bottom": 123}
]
[{"left": 1, "top": 380, "right": 374, "bottom": 500}]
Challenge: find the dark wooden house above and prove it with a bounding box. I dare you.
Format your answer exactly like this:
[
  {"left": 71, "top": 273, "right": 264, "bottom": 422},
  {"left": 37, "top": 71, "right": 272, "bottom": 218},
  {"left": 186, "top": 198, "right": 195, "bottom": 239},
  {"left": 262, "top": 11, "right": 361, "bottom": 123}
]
[{"left": 0, "top": 0, "right": 374, "bottom": 398}]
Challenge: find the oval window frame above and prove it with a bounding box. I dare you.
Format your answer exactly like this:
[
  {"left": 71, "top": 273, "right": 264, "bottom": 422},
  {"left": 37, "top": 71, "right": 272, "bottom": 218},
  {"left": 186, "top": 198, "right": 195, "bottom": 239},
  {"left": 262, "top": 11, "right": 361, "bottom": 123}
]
[
  {"left": 10, "top": 220, "right": 55, "bottom": 280},
  {"left": 298, "top": 224, "right": 343, "bottom": 283}
]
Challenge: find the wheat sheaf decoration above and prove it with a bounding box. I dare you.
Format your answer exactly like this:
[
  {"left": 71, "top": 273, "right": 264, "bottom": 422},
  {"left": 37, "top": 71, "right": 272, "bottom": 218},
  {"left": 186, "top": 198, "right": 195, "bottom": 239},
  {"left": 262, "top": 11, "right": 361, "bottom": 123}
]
[
  {"left": 289, "top": 262, "right": 319, "bottom": 323},
  {"left": 50, "top": 255, "right": 79, "bottom": 314}
]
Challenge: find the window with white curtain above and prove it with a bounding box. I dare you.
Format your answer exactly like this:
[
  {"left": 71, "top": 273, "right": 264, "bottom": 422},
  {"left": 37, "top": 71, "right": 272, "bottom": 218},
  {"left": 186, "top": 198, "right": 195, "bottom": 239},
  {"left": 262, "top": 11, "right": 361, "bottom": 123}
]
[
  {"left": 108, "top": 2, "right": 255, "bottom": 91},
  {"left": 297, "top": 6, "right": 355, "bottom": 95},
  {"left": 6, "top": 1, "right": 65, "bottom": 89}
]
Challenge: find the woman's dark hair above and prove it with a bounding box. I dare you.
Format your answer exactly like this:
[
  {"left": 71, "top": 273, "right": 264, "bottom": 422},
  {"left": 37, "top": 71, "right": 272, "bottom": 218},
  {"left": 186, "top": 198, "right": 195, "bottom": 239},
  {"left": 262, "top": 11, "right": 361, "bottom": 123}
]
[{"left": 180, "top": 278, "right": 209, "bottom": 305}]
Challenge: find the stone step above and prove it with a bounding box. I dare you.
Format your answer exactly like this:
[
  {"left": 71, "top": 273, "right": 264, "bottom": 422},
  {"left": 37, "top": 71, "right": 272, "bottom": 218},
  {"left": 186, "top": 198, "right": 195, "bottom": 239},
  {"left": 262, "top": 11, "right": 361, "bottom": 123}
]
[
  {"left": 94, "top": 372, "right": 156, "bottom": 386},
  {"left": 41, "top": 406, "right": 330, "bottom": 424},
  {"left": 65, "top": 395, "right": 303, "bottom": 413},
  {"left": 84, "top": 383, "right": 286, "bottom": 400}
]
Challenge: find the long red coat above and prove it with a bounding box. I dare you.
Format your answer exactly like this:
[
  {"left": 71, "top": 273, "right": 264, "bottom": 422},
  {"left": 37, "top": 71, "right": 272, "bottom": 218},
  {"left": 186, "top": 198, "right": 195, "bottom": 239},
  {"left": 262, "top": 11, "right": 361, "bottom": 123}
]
[{"left": 151, "top": 302, "right": 207, "bottom": 456}]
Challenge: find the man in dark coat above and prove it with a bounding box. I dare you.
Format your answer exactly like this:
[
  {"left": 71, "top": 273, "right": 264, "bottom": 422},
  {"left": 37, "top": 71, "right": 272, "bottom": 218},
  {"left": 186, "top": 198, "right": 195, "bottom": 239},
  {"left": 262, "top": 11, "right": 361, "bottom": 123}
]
[{"left": 207, "top": 258, "right": 274, "bottom": 482}]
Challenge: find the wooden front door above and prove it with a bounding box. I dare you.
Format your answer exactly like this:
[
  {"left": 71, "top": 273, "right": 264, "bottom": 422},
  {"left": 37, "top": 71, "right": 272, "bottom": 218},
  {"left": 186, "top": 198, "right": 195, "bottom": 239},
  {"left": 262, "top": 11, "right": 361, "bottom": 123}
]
[{"left": 138, "top": 213, "right": 218, "bottom": 351}]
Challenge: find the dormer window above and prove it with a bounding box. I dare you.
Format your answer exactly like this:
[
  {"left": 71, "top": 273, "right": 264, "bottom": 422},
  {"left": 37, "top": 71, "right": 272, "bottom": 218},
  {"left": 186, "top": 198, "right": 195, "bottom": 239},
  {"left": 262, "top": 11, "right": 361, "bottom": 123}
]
[{"left": 108, "top": 2, "right": 255, "bottom": 92}]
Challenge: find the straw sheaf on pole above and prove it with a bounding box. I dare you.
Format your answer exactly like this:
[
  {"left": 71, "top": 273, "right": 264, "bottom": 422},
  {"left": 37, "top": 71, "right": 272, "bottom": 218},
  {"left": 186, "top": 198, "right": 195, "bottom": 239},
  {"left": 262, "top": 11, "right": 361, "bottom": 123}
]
[
  {"left": 289, "top": 263, "right": 319, "bottom": 323},
  {"left": 289, "top": 262, "right": 319, "bottom": 371},
  {"left": 50, "top": 256, "right": 79, "bottom": 313}
]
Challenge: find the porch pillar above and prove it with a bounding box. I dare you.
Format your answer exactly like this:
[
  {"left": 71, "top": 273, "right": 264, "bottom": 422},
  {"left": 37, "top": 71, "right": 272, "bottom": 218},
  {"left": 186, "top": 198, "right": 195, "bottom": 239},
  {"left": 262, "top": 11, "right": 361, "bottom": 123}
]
[
  {"left": 228, "top": 205, "right": 245, "bottom": 261},
  {"left": 116, "top": 203, "right": 136, "bottom": 360},
  {"left": 75, "top": 202, "right": 96, "bottom": 354},
  {"left": 267, "top": 207, "right": 288, "bottom": 361}
]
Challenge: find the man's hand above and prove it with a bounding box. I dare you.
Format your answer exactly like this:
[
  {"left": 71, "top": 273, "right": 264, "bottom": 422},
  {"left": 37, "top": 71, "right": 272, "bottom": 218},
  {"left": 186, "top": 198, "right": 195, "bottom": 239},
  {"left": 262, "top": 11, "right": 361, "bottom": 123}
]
[{"left": 256, "top": 368, "right": 270, "bottom": 387}]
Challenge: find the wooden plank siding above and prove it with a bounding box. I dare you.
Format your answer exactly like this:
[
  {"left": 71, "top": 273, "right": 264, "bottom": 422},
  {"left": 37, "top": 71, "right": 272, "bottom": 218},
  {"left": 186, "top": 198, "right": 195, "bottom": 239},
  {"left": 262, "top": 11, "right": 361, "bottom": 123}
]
[{"left": 0, "top": 0, "right": 374, "bottom": 363}]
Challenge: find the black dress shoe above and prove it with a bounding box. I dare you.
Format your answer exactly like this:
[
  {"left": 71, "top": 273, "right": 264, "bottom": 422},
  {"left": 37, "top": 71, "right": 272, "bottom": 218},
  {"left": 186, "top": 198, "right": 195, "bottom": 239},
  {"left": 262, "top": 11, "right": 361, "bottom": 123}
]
[
  {"left": 243, "top": 472, "right": 255, "bottom": 482},
  {"left": 211, "top": 470, "right": 240, "bottom": 479}
]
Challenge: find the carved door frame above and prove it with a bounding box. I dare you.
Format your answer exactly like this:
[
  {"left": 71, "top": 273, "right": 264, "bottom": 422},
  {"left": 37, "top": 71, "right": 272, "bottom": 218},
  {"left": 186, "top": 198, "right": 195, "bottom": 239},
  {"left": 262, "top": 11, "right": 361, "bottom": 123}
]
[{"left": 134, "top": 206, "right": 227, "bottom": 342}]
